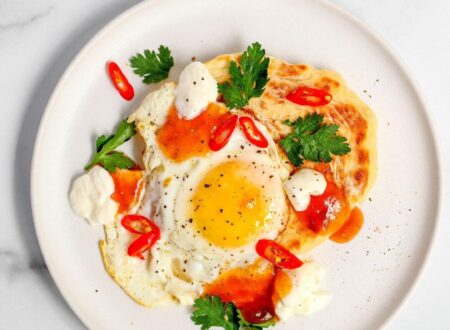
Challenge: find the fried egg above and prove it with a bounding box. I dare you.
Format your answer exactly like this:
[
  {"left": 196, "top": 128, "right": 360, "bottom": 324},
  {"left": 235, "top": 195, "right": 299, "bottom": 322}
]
[
  {"left": 101, "top": 76, "right": 292, "bottom": 306},
  {"left": 76, "top": 48, "right": 379, "bottom": 326}
]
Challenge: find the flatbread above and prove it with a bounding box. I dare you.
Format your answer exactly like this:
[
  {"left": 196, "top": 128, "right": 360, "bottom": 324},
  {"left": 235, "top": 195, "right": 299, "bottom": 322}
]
[{"left": 206, "top": 54, "right": 377, "bottom": 252}]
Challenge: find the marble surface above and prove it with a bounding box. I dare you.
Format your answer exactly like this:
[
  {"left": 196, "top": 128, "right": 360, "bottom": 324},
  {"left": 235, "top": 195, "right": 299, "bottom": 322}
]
[{"left": 0, "top": 0, "right": 448, "bottom": 329}]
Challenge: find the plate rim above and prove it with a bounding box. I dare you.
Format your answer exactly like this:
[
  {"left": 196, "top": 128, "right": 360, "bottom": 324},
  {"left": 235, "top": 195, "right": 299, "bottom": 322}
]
[{"left": 30, "top": 0, "right": 443, "bottom": 329}]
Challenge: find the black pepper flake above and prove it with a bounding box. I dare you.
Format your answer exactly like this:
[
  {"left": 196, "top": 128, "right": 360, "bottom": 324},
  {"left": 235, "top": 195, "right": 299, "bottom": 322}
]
[
  {"left": 193, "top": 81, "right": 197, "bottom": 85},
  {"left": 220, "top": 209, "right": 223, "bottom": 213},
  {"left": 269, "top": 175, "right": 274, "bottom": 178},
  {"left": 95, "top": 289, "right": 98, "bottom": 293},
  {"left": 201, "top": 77, "right": 205, "bottom": 80},
  {"left": 240, "top": 145, "right": 244, "bottom": 150},
  {"left": 204, "top": 184, "right": 211, "bottom": 188},
  {"left": 186, "top": 98, "right": 189, "bottom": 102},
  {"left": 184, "top": 259, "right": 188, "bottom": 264},
  {"left": 188, "top": 218, "right": 193, "bottom": 223},
  {"left": 203, "top": 226, "right": 206, "bottom": 230}
]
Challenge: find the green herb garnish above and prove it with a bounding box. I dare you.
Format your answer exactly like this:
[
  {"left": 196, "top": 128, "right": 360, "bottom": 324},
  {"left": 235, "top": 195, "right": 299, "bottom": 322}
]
[
  {"left": 218, "top": 42, "right": 270, "bottom": 109},
  {"left": 85, "top": 119, "right": 136, "bottom": 172},
  {"left": 280, "top": 113, "right": 351, "bottom": 166},
  {"left": 130, "top": 45, "right": 174, "bottom": 84},
  {"left": 192, "top": 295, "right": 238, "bottom": 330},
  {"left": 191, "top": 295, "right": 276, "bottom": 330}
]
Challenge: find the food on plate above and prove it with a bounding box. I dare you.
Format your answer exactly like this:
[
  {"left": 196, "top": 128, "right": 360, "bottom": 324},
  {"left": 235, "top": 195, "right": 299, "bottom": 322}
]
[
  {"left": 130, "top": 45, "right": 174, "bottom": 84},
  {"left": 108, "top": 62, "right": 135, "bottom": 101},
  {"left": 69, "top": 42, "right": 377, "bottom": 329}
]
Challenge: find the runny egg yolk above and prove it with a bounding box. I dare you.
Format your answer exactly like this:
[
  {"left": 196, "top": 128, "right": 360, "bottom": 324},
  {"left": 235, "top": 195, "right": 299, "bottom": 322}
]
[{"left": 189, "top": 161, "right": 272, "bottom": 248}]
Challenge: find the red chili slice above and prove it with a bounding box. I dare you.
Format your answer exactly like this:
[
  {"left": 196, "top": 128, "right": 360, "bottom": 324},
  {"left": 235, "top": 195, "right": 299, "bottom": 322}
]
[
  {"left": 239, "top": 116, "right": 269, "bottom": 148},
  {"left": 209, "top": 115, "right": 238, "bottom": 151},
  {"left": 108, "top": 61, "right": 134, "bottom": 101},
  {"left": 121, "top": 214, "right": 156, "bottom": 234},
  {"left": 255, "top": 239, "right": 303, "bottom": 269},
  {"left": 121, "top": 214, "right": 160, "bottom": 259},
  {"left": 286, "top": 86, "right": 332, "bottom": 106},
  {"left": 127, "top": 232, "right": 159, "bottom": 260}
]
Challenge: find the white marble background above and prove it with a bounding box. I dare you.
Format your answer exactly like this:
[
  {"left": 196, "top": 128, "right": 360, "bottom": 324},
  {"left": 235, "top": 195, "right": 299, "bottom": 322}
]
[{"left": 0, "top": 0, "right": 448, "bottom": 329}]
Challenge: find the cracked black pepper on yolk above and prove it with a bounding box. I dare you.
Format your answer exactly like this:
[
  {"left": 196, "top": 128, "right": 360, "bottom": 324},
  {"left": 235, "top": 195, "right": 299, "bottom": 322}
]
[{"left": 188, "top": 161, "right": 272, "bottom": 248}]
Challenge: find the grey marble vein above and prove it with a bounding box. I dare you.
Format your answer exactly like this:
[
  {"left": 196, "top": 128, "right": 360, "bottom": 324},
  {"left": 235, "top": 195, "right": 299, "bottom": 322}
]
[
  {"left": 0, "top": 6, "right": 53, "bottom": 32},
  {"left": 0, "top": 250, "right": 47, "bottom": 281}
]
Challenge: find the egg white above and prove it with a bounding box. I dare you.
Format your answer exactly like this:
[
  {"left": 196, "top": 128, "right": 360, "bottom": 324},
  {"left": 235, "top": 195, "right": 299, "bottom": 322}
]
[{"left": 102, "top": 81, "right": 292, "bottom": 306}]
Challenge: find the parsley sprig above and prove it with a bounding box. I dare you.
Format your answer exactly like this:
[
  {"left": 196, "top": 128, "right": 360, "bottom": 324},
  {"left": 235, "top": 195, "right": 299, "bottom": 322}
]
[
  {"left": 130, "top": 45, "right": 174, "bottom": 84},
  {"left": 85, "top": 119, "right": 137, "bottom": 172},
  {"left": 191, "top": 295, "right": 275, "bottom": 330},
  {"left": 218, "top": 42, "right": 270, "bottom": 109},
  {"left": 280, "top": 113, "right": 351, "bottom": 166},
  {"left": 192, "top": 295, "right": 238, "bottom": 330}
]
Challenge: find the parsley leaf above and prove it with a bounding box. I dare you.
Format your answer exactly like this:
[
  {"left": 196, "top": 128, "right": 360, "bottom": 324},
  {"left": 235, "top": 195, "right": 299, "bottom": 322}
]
[
  {"left": 95, "top": 135, "right": 113, "bottom": 152},
  {"left": 191, "top": 295, "right": 238, "bottom": 330},
  {"left": 237, "top": 309, "right": 276, "bottom": 329},
  {"left": 218, "top": 42, "right": 270, "bottom": 109},
  {"left": 130, "top": 45, "right": 174, "bottom": 84},
  {"left": 191, "top": 295, "right": 277, "bottom": 330},
  {"left": 98, "top": 151, "right": 135, "bottom": 172},
  {"left": 85, "top": 119, "right": 137, "bottom": 172},
  {"left": 280, "top": 113, "right": 351, "bottom": 166}
]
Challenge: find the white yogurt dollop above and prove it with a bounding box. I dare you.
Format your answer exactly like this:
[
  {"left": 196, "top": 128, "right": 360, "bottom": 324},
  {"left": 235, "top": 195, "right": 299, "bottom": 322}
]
[
  {"left": 175, "top": 62, "right": 218, "bottom": 119},
  {"left": 69, "top": 166, "right": 118, "bottom": 225},
  {"left": 284, "top": 168, "right": 326, "bottom": 211},
  {"left": 275, "top": 262, "right": 331, "bottom": 321}
]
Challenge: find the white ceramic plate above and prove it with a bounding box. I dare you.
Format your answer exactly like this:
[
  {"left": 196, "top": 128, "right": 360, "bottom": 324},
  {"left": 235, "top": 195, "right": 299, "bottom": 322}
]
[{"left": 31, "top": 0, "right": 442, "bottom": 329}]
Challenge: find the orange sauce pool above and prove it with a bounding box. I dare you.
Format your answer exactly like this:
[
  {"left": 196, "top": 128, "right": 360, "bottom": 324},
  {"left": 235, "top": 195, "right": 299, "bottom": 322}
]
[
  {"left": 204, "top": 261, "right": 292, "bottom": 324},
  {"left": 295, "top": 180, "right": 351, "bottom": 235},
  {"left": 156, "top": 103, "right": 229, "bottom": 162},
  {"left": 110, "top": 169, "right": 144, "bottom": 213},
  {"left": 330, "top": 207, "right": 364, "bottom": 243}
]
